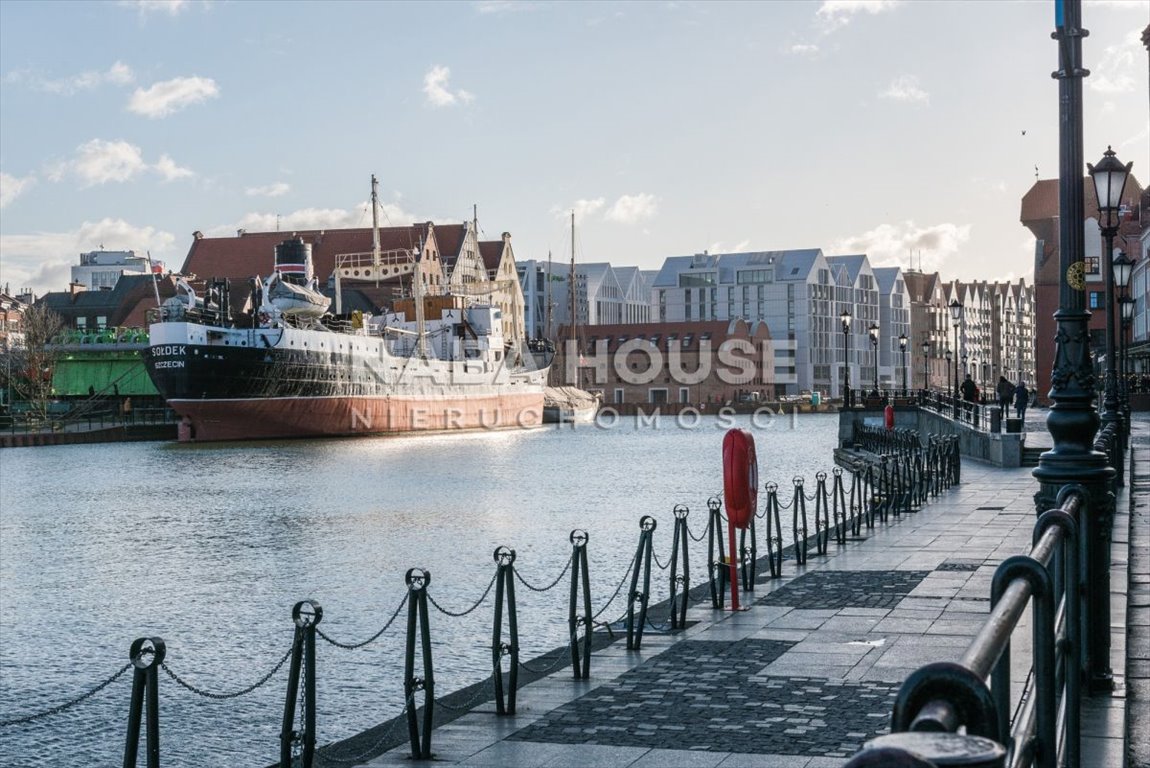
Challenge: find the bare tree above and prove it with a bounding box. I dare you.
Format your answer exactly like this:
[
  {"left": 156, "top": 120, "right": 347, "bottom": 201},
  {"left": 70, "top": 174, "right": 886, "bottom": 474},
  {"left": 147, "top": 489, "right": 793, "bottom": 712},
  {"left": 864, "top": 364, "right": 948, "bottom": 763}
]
[{"left": 0, "top": 304, "right": 65, "bottom": 422}]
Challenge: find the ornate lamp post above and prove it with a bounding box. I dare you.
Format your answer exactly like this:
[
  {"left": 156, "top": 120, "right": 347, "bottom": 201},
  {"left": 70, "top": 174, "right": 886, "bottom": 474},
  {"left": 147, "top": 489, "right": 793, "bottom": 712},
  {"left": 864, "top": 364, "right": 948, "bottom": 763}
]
[
  {"left": 1089, "top": 146, "right": 1132, "bottom": 486},
  {"left": 840, "top": 309, "right": 852, "bottom": 407},
  {"left": 1114, "top": 251, "right": 1134, "bottom": 435},
  {"left": 898, "top": 333, "right": 908, "bottom": 395},
  {"left": 921, "top": 339, "right": 930, "bottom": 393},
  {"left": 1121, "top": 295, "right": 1134, "bottom": 412},
  {"left": 945, "top": 348, "right": 952, "bottom": 400},
  {"left": 1035, "top": 0, "right": 1116, "bottom": 693},
  {"left": 868, "top": 323, "right": 879, "bottom": 396},
  {"left": 949, "top": 299, "right": 963, "bottom": 417}
]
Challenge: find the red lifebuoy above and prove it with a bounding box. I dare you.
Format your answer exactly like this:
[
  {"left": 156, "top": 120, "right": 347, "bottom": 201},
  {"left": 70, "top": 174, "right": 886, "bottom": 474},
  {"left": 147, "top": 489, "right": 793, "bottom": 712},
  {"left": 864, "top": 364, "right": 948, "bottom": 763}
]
[
  {"left": 722, "top": 429, "right": 758, "bottom": 530},
  {"left": 884, "top": 404, "right": 895, "bottom": 430}
]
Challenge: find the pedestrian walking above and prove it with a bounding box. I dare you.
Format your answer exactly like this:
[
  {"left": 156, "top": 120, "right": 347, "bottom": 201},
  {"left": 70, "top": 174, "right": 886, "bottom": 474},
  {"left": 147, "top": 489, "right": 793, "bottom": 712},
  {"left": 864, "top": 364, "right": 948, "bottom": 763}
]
[
  {"left": 1013, "top": 381, "right": 1029, "bottom": 421},
  {"left": 996, "top": 376, "right": 1013, "bottom": 411}
]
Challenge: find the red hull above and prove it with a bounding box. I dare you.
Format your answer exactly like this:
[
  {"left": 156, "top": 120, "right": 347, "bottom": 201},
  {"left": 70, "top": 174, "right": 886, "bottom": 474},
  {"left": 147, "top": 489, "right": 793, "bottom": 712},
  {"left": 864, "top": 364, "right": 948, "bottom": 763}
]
[{"left": 171, "top": 393, "right": 545, "bottom": 442}]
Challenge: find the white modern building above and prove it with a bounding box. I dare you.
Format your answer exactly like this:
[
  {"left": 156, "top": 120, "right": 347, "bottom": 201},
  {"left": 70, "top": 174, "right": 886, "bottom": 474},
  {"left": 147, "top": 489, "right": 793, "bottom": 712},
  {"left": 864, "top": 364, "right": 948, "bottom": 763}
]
[
  {"left": 649, "top": 249, "right": 886, "bottom": 397},
  {"left": 517, "top": 259, "right": 651, "bottom": 340},
  {"left": 71, "top": 250, "right": 150, "bottom": 291}
]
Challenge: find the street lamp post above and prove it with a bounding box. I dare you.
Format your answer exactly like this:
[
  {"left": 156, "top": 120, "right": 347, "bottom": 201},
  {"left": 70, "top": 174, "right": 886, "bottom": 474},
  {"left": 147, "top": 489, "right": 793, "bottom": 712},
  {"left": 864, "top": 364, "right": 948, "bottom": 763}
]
[
  {"left": 1089, "top": 146, "right": 1132, "bottom": 487},
  {"left": 949, "top": 299, "right": 963, "bottom": 418},
  {"left": 1121, "top": 296, "right": 1134, "bottom": 417},
  {"left": 1114, "top": 251, "right": 1134, "bottom": 440},
  {"left": 868, "top": 323, "right": 879, "bottom": 396},
  {"left": 945, "top": 348, "right": 952, "bottom": 400},
  {"left": 899, "top": 333, "right": 908, "bottom": 396},
  {"left": 1036, "top": 1, "right": 1118, "bottom": 693},
  {"left": 921, "top": 339, "right": 930, "bottom": 394},
  {"left": 840, "top": 309, "right": 852, "bottom": 407}
]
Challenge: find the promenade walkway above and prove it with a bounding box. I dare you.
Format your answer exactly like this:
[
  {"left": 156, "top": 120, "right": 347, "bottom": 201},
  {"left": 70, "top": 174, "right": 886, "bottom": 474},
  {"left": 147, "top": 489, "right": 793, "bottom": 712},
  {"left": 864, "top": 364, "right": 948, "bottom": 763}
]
[{"left": 354, "top": 415, "right": 1147, "bottom": 768}]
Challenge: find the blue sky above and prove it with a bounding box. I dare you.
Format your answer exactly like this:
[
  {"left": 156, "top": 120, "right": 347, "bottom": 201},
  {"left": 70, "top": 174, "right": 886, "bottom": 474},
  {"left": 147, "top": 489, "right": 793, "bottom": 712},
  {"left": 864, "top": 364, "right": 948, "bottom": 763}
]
[{"left": 1, "top": 0, "right": 1146, "bottom": 298}]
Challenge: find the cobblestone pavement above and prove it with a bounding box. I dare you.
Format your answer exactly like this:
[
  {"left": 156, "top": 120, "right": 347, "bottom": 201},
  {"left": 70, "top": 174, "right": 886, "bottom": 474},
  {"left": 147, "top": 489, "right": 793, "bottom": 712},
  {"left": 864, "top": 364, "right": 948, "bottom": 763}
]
[{"left": 362, "top": 429, "right": 1144, "bottom": 768}]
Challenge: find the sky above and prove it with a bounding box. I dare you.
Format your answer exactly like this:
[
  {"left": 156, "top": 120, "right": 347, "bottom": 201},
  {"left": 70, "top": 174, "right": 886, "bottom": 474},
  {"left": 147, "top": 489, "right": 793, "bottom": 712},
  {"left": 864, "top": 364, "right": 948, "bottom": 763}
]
[{"left": 0, "top": 0, "right": 1147, "bottom": 298}]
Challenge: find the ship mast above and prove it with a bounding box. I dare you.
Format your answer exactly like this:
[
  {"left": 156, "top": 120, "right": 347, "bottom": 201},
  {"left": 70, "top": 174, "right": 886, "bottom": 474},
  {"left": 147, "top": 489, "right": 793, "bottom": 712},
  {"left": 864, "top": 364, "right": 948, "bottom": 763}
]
[
  {"left": 545, "top": 250, "right": 552, "bottom": 339},
  {"left": 371, "top": 175, "right": 381, "bottom": 288},
  {"left": 570, "top": 210, "right": 576, "bottom": 348},
  {"left": 413, "top": 237, "right": 427, "bottom": 358}
]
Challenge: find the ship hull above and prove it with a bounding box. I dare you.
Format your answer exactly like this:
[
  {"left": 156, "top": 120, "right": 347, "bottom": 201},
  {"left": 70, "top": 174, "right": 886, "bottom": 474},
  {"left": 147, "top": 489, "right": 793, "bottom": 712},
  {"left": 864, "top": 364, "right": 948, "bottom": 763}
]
[{"left": 143, "top": 321, "right": 548, "bottom": 442}]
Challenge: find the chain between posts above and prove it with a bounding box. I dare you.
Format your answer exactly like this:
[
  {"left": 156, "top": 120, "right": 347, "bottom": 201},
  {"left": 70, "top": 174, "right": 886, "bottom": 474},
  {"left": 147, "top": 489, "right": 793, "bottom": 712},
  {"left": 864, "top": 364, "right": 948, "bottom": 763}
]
[
  {"left": 0, "top": 661, "right": 134, "bottom": 727},
  {"left": 162, "top": 642, "right": 295, "bottom": 699}
]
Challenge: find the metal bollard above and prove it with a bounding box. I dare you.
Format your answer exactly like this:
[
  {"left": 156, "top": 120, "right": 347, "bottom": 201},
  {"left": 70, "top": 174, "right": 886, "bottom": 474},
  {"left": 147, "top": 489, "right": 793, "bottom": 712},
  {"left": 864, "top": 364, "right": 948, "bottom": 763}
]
[
  {"left": 792, "top": 476, "right": 808, "bottom": 565},
  {"left": 123, "top": 636, "right": 165, "bottom": 768},
  {"left": 831, "top": 467, "right": 848, "bottom": 546},
  {"left": 739, "top": 509, "right": 757, "bottom": 591},
  {"left": 668, "top": 505, "right": 691, "bottom": 629},
  {"left": 491, "top": 546, "right": 519, "bottom": 715},
  {"left": 403, "top": 570, "right": 434, "bottom": 760},
  {"left": 626, "top": 516, "right": 656, "bottom": 649},
  {"left": 280, "top": 600, "right": 322, "bottom": 768},
  {"left": 764, "top": 482, "right": 784, "bottom": 578},
  {"left": 706, "top": 496, "right": 727, "bottom": 608},
  {"left": 813, "top": 471, "right": 830, "bottom": 556},
  {"left": 568, "top": 529, "right": 592, "bottom": 679}
]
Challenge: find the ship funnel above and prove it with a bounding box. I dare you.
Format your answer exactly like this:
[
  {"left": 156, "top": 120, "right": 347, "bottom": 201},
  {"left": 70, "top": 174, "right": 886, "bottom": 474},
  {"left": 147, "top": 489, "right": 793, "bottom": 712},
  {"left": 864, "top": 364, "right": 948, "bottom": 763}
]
[{"left": 274, "top": 237, "right": 313, "bottom": 286}]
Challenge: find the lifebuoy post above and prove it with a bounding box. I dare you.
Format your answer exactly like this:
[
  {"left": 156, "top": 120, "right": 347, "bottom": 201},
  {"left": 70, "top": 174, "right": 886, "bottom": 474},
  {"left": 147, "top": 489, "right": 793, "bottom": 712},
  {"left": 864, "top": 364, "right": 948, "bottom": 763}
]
[
  {"left": 884, "top": 404, "right": 895, "bottom": 430},
  {"left": 722, "top": 429, "right": 758, "bottom": 611}
]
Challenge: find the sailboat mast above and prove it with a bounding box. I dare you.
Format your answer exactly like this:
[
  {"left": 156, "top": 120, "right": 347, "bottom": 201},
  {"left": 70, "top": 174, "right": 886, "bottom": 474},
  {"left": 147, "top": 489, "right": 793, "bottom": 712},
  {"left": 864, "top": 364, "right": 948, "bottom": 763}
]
[{"left": 414, "top": 237, "right": 427, "bottom": 358}]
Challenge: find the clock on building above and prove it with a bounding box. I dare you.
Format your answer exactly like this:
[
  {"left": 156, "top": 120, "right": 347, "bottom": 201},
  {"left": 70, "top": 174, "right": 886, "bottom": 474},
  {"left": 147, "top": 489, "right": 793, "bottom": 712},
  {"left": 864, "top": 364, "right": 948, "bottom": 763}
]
[{"left": 1065, "top": 261, "right": 1087, "bottom": 291}]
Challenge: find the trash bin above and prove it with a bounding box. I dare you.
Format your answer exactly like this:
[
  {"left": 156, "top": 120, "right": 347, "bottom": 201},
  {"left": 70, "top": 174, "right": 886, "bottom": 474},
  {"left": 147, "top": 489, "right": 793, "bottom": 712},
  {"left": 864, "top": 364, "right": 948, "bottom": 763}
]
[
  {"left": 989, "top": 406, "right": 1002, "bottom": 433},
  {"left": 1006, "top": 417, "right": 1022, "bottom": 433}
]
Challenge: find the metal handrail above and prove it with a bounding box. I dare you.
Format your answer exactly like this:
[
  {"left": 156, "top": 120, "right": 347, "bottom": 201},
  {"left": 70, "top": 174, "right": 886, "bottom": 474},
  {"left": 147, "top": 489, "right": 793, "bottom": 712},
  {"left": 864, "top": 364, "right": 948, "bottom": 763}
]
[{"left": 851, "top": 486, "right": 1086, "bottom": 768}]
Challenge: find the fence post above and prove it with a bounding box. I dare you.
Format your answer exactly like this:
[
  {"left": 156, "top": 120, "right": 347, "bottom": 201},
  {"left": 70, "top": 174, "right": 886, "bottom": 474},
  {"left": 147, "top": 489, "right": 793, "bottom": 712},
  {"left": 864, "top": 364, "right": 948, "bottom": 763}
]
[
  {"left": 831, "top": 468, "right": 848, "bottom": 546},
  {"left": 668, "top": 505, "right": 690, "bottom": 629},
  {"left": 403, "top": 570, "right": 434, "bottom": 759},
  {"left": 280, "top": 600, "right": 322, "bottom": 768},
  {"left": 123, "top": 637, "right": 165, "bottom": 768},
  {"left": 626, "top": 516, "right": 656, "bottom": 650},
  {"left": 491, "top": 546, "right": 518, "bottom": 715},
  {"left": 568, "top": 529, "right": 592, "bottom": 679},
  {"left": 814, "top": 471, "right": 830, "bottom": 555},
  {"left": 765, "top": 483, "right": 783, "bottom": 578},
  {"left": 792, "top": 477, "right": 808, "bottom": 565},
  {"left": 707, "top": 496, "right": 727, "bottom": 608},
  {"left": 739, "top": 509, "right": 757, "bottom": 591}
]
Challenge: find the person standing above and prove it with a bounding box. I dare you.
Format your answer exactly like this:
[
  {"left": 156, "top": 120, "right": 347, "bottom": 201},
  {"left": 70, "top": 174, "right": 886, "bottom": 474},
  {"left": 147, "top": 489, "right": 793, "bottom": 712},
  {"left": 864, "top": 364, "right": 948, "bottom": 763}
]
[{"left": 1013, "top": 381, "right": 1029, "bottom": 421}]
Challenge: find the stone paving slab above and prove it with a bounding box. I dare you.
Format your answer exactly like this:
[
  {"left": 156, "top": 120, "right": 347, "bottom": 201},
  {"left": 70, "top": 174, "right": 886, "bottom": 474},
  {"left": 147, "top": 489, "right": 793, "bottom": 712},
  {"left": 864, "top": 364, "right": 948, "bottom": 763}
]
[{"left": 359, "top": 440, "right": 1144, "bottom": 768}]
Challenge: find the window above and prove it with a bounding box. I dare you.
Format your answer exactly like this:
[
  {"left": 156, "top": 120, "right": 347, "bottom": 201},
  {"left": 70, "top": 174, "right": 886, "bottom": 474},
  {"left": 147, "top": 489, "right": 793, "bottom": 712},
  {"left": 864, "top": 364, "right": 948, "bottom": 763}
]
[
  {"left": 679, "top": 387, "right": 690, "bottom": 403},
  {"left": 648, "top": 388, "right": 669, "bottom": 403},
  {"left": 1089, "top": 291, "right": 1103, "bottom": 309},
  {"left": 614, "top": 388, "right": 625, "bottom": 403},
  {"left": 1085, "top": 256, "right": 1100, "bottom": 275},
  {"left": 678, "top": 273, "right": 716, "bottom": 287},
  {"left": 96, "top": 315, "right": 107, "bottom": 328}
]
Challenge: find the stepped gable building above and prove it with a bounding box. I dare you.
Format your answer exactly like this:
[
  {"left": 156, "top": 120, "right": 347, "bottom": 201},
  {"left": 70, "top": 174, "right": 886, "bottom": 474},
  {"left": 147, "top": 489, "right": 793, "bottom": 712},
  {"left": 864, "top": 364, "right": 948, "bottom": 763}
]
[
  {"left": 558, "top": 318, "right": 774, "bottom": 406},
  {"left": 1021, "top": 175, "right": 1143, "bottom": 403},
  {"left": 903, "top": 270, "right": 951, "bottom": 391},
  {"left": 478, "top": 233, "right": 526, "bottom": 345}
]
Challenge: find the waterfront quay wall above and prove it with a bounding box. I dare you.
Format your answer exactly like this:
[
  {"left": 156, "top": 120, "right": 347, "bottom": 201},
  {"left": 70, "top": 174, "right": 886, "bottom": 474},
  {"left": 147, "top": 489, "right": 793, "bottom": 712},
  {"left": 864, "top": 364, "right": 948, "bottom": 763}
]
[
  {"left": 838, "top": 404, "right": 1022, "bottom": 467},
  {"left": 0, "top": 423, "right": 176, "bottom": 448}
]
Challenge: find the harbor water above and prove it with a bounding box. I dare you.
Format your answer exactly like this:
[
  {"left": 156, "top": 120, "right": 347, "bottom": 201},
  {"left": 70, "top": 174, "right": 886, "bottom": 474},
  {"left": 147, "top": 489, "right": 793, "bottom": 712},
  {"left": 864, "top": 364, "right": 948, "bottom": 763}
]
[{"left": 0, "top": 411, "right": 838, "bottom": 767}]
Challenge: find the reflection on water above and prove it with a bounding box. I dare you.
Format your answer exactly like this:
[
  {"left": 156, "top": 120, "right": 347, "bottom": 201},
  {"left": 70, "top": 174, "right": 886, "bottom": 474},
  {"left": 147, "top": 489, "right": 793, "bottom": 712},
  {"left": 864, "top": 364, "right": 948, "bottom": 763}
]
[{"left": 0, "top": 412, "right": 837, "bottom": 766}]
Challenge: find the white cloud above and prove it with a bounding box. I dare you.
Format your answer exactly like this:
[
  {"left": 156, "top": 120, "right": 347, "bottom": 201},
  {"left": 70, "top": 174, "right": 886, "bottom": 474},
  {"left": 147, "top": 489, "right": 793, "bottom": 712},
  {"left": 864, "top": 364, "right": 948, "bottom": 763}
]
[
  {"left": 53, "top": 140, "right": 193, "bottom": 186},
  {"left": 5, "top": 61, "right": 135, "bottom": 94},
  {"left": 789, "top": 43, "right": 820, "bottom": 56},
  {"left": 605, "top": 193, "right": 658, "bottom": 224},
  {"left": 816, "top": 0, "right": 900, "bottom": 31},
  {"left": 128, "top": 76, "right": 219, "bottom": 118},
  {"left": 880, "top": 75, "right": 928, "bottom": 104},
  {"left": 1089, "top": 29, "right": 1140, "bottom": 93},
  {"left": 221, "top": 199, "right": 422, "bottom": 235},
  {"left": 0, "top": 219, "right": 177, "bottom": 297},
  {"left": 154, "top": 154, "right": 194, "bottom": 181},
  {"left": 72, "top": 139, "right": 148, "bottom": 186},
  {"left": 422, "top": 65, "right": 474, "bottom": 108},
  {"left": 474, "top": 0, "right": 533, "bottom": 12},
  {"left": 552, "top": 198, "right": 605, "bottom": 224},
  {"left": 830, "top": 220, "right": 971, "bottom": 272},
  {"left": 119, "top": 0, "right": 189, "bottom": 15},
  {"left": 246, "top": 182, "right": 292, "bottom": 197},
  {"left": 0, "top": 173, "right": 36, "bottom": 208},
  {"left": 1119, "top": 122, "right": 1149, "bottom": 152},
  {"left": 707, "top": 239, "right": 752, "bottom": 254}
]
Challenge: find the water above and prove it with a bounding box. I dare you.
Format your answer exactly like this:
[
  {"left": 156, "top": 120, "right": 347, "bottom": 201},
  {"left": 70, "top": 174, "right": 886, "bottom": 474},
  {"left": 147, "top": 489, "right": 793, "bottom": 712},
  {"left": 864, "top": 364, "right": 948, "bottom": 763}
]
[{"left": 0, "top": 412, "right": 838, "bottom": 767}]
